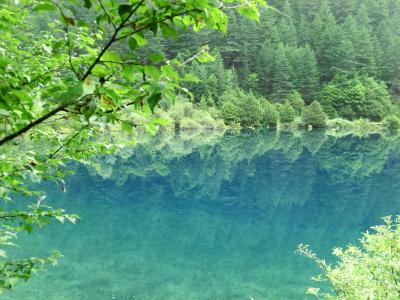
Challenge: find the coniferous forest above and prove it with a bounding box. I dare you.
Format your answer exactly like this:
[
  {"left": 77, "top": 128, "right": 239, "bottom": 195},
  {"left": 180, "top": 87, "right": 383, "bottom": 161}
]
[{"left": 139, "top": 0, "right": 400, "bottom": 129}]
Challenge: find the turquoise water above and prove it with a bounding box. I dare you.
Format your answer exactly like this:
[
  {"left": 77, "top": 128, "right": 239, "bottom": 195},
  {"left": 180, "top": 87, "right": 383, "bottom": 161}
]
[{"left": 6, "top": 130, "right": 400, "bottom": 299}]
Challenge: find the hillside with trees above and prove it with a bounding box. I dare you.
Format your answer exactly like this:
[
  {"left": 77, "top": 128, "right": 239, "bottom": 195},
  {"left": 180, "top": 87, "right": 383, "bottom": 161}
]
[{"left": 138, "top": 0, "right": 400, "bottom": 129}]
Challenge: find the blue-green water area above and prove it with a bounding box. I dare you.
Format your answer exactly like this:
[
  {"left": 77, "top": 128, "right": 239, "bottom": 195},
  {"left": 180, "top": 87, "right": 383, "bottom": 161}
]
[{"left": 7, "top": 131, "right": 400, "bottom": 299}]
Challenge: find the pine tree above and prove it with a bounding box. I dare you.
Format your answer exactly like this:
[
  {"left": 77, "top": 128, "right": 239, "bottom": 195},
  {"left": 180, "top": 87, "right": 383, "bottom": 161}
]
[
  {"left": 289, "top": 45, "right": 319, "bottom": 102},
  {"left": 271, "top": 43, "right": 294, "bottom": 101},
  {"left": 303, "top": 100, "right": 327, "bottom": 127},
  {"left": 287, "top": 91, "right": 305, "bottom": 115},
  {"left": 257, "top": 39, "right": 275, "bottom": 96},
  {"left": 278, "top": 102, "right": 296, "bottom": 123},
  {"left": 310, "top": 2, "right": 342, "bottom": 82},
  {"left": 342, "top": 14, "right": 376, "bottom": 76},
  {"left": 275, "top": 0, "right": 298, "bottom": 46}
]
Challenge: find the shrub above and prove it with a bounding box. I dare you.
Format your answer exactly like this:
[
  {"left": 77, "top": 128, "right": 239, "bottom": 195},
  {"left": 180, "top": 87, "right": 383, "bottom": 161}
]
[
  {"left": 219, "top": 89, "right": 263, "bottom": 127},
  {"left": 303, "top": 101, "right": 327, "bottom": 128},
  {"left": 382, "top": 115, "right": 400, "bottom": 130},
  {"left": 179, "top": 117, "right": 201, "bottom": 130},
  {"left": 287, "top": 91, "right": 305, "bottom": 116},
  {"left": 336, "top": 105, "right": 355, "bottom": 120},
  {"left": 261, "top": 101, "right": 279, "bottom": 127},
  {"left": 238, "top": 91, "right": 264, "bottom": 127},
  {"left": 277, "top": 102, "right": 296, "bottom": 123},
  {"left": 220, "top": 101, "right": 241, "bottom": 125},
  {"left": 169, "top": 100, "right": 194, "bottom": 124},
  {"left": 297, "top": 216, "right": 400, "bottom": 299},
  {"left": 192, "top": 110, "right": 225, "bottom": 129},
  {"left": 319, "top": 76, "right": 397, "bottom": 121}
]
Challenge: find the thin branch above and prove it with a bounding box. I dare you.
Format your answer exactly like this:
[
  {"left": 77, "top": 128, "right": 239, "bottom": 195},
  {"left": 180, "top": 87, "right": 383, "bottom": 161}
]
[
  {"left": 110, "top": 116, "right": 137, "bottom": 128},
  {"left": 180, "top": 48, "right": 206, "bottom": 66},
  {"left": 0, "top": 105, "right": 66, "bottom": 146},
  {"left": 98, "top": 0, "right": 117, "bottom": 30},
  {"left": 49, "top": 124, "right": 90, "bottom": 159},
  {"left": 82, "top": 0, "right": 145, "bottom": 81},
  {"left": 114, "top": 9, "right": 201, "bottom": 42},
  {"left": 100, "top": 60, "right": 156, "bottom": 67},
  {"left": 65, "top": 23, "right": 80, "bottom": 79}
]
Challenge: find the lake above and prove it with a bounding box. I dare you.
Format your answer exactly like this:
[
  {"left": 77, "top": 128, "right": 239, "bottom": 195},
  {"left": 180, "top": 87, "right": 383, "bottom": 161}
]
[{"left": 6, "top": 130, "right": 400, "bottom": 299}]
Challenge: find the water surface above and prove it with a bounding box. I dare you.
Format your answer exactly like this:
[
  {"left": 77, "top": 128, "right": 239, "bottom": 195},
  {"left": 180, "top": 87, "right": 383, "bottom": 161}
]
[{"left": 7, "top": 130, "right": 400, "bottom": 299}]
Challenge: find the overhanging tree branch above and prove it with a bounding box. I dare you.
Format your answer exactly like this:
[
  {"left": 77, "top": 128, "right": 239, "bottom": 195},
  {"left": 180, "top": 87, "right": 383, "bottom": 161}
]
[
  {"left": 0, "top": 105, "right": 66, "bottom": 146},
  {"left": 0, "top": 1, "right": 201, "bottom": 147},
  {"left": 82, "top": 0, "right": 145, "bottom": 81},
  {"left": 0, "top": 1, "right": 145, "bottom": 146}
]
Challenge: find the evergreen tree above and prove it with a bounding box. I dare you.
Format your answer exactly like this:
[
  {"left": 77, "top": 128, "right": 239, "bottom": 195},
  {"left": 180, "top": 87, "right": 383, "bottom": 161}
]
[
  {"left": 289, "top": 45, "right": 320, "bottom": 102},
  {"left": 278, "top": 102, "right": 296, "bottom": 123},
  {"left": 271, "top": 43, "right": 294, "bottom": 101},
  {"left": 310, "top": 2, "right": 342, "bottom": 82},
  {"left": 342, "top": 15, "right": 376, "bottom": 75},
  {"left": 257, "top": 39, "right": 275, "bottom": 95},
  {"left": 303, "top": 101, "right": 327, "bottom": 127},
  {"left": 287, "top": 91, "right": 305, "bottom": 116},
  {"left": 262, "top": 101, "right": 279, "bottom": 126}
]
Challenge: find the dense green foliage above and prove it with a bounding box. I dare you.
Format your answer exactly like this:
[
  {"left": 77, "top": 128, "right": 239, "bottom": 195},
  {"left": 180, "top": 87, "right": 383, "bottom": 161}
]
[
  {"left": 0, "top": 0, "right": 263, "bottom": 292},
  {"left": 147, "top": 0, "right": 400, "bottom": 125},
  {"left": 303, "top": 101, "right": 327, "bottom": 128},
  {"left": 319, "top": 76, "right": 398, "bottom": 121},
  {"left": 298, "top": 216, "right": 400, "bottom": 299}
]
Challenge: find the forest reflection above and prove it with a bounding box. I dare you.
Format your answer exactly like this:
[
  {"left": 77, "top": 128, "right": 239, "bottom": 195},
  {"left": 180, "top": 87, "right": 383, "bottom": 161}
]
[{"left": 84, "top": 130, "right": 400, "bottom": 210}]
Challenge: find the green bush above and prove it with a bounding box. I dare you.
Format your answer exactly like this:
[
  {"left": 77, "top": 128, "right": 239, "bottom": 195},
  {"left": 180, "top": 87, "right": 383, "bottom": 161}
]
[
  {"left": 261, "top": 101, "right": 279, "bottom": 127},
  {"left": 277, "top": 102, "right": 296, "bottom": 123},
  {"left": 382, "top": 115, "right": 400, "bottom": 130},
  {"left": 179, "top": 117, "right": 201, "bottom": 130},
  {"left": 239, "top": 91, "right": 264, "bottom": 127},
  {"left": 220, "top": 101, "right": 241, "bottom": 125},
  {"left": 298, "top": 216, "right": 400, "bottom": 299},
  {"left": 287, "top": 91, "right": 305, "bottom": 116},
  {"left": 303, "top": 101, "right": 327, "bottom": 128},
  {"left": 192, "top": 110, "right": 225, "bottom": 129},
  {"left": 219, "top": 89, "right": 263, "bottom": 127},
  {"left": 336, "top": 105, "right": 356, "bottom": 120},
  {"left": 169, "top": 99, "right": 194, "bottom": 124},
  {"left": 319, "top": 76, "right": 397, "bottom": 121}
]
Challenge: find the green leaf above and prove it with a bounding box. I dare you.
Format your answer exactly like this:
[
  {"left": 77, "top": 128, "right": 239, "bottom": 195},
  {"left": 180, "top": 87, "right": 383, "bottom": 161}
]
[
  {"left": 151, "top": 117, "right": 171, "bottom": 126},
  {"left": 59, "top": 83, "right": 83, "bottom": 105},
  {"left": 160, "top": 23, "right": 177, "bottom": 37},
  {"left": 149, "top": 53, "right": 165, "bottom": 63},
  {"left": 83, "top": 0, "right": 92, "bottom": 9},
  {"left": 145, "top": 66, "right": 161, "bottom": 80},
  {"left": 182, "top": 73, "right": 200, "bottom": 83},
  {"left": 237, "top": 6, "right": 260, "bottom": 22},
  {"left": 161, "top": 65, "right": 179, "bottom": 81},
  {"left": 147, "top": 93, "right": 161, "bottom": 112},
  {"left": 33, "top": 3, "right": 57, "bottom": 12},
  {"left": 81, "top": 99, "right": 97, "bottom": 120},
  {"left": 128, "top": 37, "right": 138, "bottom": 50},
  {"left": 118, "top": 4, "right": 132, "bottom": 18},
  {"left": 121, "top": 121, "right": 134, "bottom": 133},
  {"left": 133, "top": 33, "right": 147, "bottom": 47},
  {"left": 197, "top": 51, "right": 215, "bottom": 63}
]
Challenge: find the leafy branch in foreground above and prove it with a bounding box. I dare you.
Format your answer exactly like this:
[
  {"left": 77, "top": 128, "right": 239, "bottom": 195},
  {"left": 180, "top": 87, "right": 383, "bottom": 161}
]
[
  {"left": 0, "top": 0, "right": 264, "bottom": 293},
  {"left": 297, "top": 216, "right": 400, "bottom": 299}
]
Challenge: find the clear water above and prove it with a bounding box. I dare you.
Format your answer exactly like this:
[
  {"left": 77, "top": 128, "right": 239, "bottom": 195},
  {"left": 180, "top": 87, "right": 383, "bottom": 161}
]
[{"left": 6, "top": 130, "right": 400, "bottom": 299}]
